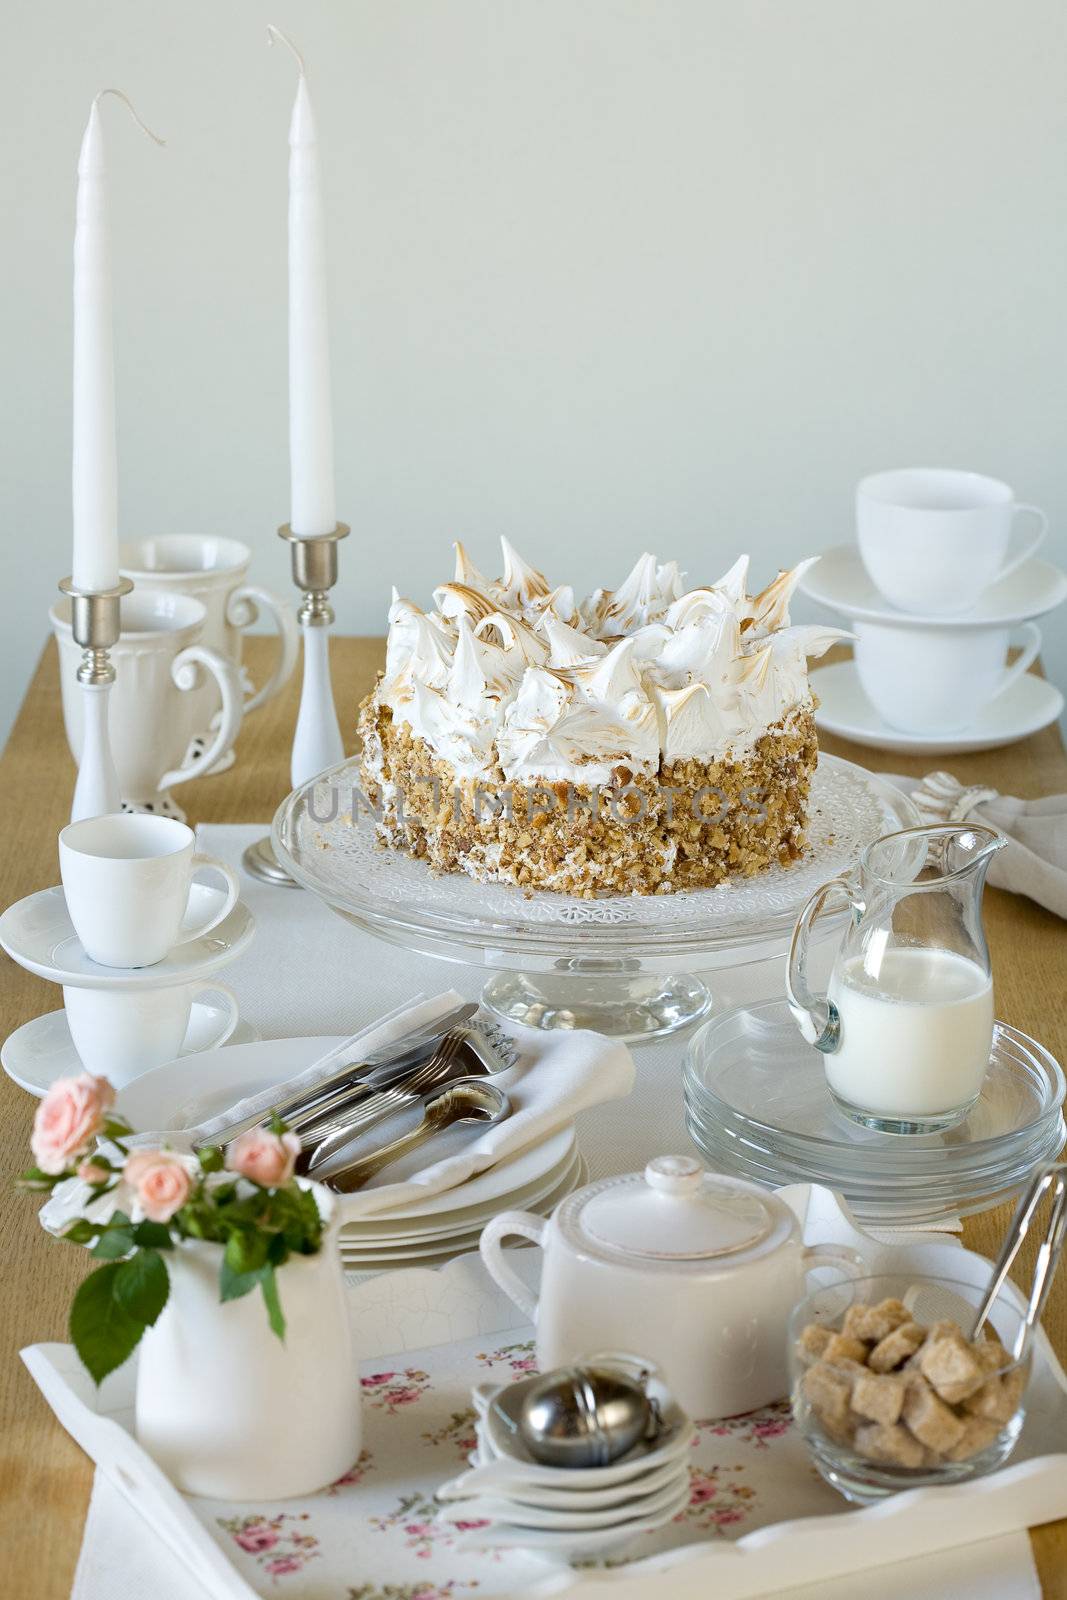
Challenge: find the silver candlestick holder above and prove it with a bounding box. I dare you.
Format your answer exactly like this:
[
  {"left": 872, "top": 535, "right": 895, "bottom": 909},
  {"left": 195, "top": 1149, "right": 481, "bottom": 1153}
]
[
  {"left": 58, "top": 575, "right": 134, "bottom": 823},
  {"left": 243, "top": 522, "right": 350, "bottom": 887}
]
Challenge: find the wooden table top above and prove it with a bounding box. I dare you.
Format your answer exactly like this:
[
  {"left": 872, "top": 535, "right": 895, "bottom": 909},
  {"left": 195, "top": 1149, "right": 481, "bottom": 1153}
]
[{"left": 1, "top": 636, "right": 1064, "bottom": 1597}]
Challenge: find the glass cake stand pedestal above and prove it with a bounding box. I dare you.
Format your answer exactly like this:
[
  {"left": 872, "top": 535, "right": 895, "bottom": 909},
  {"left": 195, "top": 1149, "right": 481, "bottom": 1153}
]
[{"left": 272, "top": 755, "right": 918, "bottom": 1042}]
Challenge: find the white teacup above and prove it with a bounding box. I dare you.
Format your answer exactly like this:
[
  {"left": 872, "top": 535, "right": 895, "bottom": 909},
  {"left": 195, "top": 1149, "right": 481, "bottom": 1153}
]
[
  {"left": 119, "top": 536, "right": 298, "bottom": 763},
  {"left": 51, "top": 591, "right": 244, "bottom": 812},
  {"left": 63, "top": 982, "right": 239, "bottom": 1088},
  {"left": 853, "top": 618, "right": 1042, "bottom": 734},
  {"left": 59, "top": 813, "right": 241, "bottom": 968},
  {"left": 856, "top": 469, "right": 1047, "bottom": 616}
]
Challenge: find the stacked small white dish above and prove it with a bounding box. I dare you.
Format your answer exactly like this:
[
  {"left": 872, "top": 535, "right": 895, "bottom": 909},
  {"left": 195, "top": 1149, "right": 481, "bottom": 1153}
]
[
  {"left": 802, "top": 470, "right": 1066, "bottom": 754},
  {"left": 434, "top": 1376, "right": 693, "bottom": 1558}
]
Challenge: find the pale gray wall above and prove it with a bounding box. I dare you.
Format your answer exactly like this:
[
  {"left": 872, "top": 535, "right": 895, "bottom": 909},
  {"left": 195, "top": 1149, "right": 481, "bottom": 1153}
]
[{"left": 3, "top": 0, "right": 1066, "bottom": 751}]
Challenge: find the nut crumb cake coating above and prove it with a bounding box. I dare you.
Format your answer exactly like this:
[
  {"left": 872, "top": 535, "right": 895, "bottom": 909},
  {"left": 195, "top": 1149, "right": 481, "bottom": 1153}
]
[{"left": 358, "top": 541, "right": 846, "bottom": 897}]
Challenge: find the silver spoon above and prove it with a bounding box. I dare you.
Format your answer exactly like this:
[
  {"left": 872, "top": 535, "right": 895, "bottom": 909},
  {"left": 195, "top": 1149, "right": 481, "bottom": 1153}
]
[{"left": 326, "top": 1078, "right": 511, "bottom": 1193}]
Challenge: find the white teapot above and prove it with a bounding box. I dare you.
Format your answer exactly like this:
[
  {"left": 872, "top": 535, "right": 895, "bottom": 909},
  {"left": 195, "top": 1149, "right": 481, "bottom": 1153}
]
[{"left": 480, "top": 1155, "right": 862, "bottom": 1421}]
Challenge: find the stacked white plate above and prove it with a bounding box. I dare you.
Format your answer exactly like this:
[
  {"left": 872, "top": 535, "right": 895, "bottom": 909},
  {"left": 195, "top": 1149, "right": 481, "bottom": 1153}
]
[
  {"left": 434, "top": 1376, "right": 694, "bottom": 1558},
  {"left": 339, "top": 1124, "right": 586, "bottom": 1271}
]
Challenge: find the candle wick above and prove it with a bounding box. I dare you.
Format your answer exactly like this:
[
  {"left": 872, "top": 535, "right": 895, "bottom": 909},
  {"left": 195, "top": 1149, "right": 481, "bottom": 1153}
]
[
  {"left": 94, "top": 89, "right": 166, "bottom": 147},
  {"left": 266, "top": 23, "right": 307, "bottom": 78}
]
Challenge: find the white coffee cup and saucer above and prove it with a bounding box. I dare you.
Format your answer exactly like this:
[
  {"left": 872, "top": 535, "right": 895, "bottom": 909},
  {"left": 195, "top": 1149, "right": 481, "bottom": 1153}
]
[
  {"left": 2, "top": 992, "right": 260, "bottom": 1098},
  {"left": 855, "top": 468, "right": 1049, "bottom": 616},
  {"left": 0, "top": 817, "right": 255, "bottom": 989}
]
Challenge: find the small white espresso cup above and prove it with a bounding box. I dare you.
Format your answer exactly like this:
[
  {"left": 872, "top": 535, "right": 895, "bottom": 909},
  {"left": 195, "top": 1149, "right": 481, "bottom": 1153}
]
[
  {"left": 856, "top": 469, "right": 1047, "bottom": 616},
  {"left": 63, "top": 982, "right": 239, "bottom": 1088},
  {"left": 59, "top": 813, "right": 241, "bottom": 968},
  {"left": 853, "top": 618, "right": 1042, "bottom": 734}
]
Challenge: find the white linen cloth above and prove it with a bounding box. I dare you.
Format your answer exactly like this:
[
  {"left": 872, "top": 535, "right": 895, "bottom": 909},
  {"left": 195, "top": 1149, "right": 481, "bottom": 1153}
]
[
  {"left": 890, "top": 769, "right": 1067, "bottom": 920},
  {"left": 61, "top": 822, "right": 1033, "bottom": 1600}
]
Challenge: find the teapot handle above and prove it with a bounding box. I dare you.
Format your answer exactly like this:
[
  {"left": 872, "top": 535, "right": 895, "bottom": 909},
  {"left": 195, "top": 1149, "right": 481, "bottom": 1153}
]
[
  {"left": 479, "top": 1210, "right": 546, "bottom": 1322},
  {"left": 786, "top": 876, "right": 864, "bottom": 1052},
  {"left": 801, "top": 1243, "right": 866, "bottom": 1284}
]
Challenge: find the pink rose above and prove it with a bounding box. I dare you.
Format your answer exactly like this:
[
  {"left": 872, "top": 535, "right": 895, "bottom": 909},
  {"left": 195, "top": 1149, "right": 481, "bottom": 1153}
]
[
  {"left": 123, "top": 1149, "right": 194, "bottom": 1223},
  {"left": 77, "top": 1161, "right": 111, "bottom": 1185},
  {"left": 264, "top": 1556, "right": 301, "bottom": 1574},
  {"left": 31, "top": 1075, "right": 115, "bottom": 1175},
  {"left": 225, "top": 1127, "right": 300, "bottom": 1188},
  {"left": 235, "top": 1524, "right": 278, "bottom": 1553}
]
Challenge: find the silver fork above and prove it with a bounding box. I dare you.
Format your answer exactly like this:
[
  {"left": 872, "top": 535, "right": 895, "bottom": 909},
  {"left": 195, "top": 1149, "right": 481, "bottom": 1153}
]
[{"left": 300, "top": 1028, "right": 472, "bottom": 1173}]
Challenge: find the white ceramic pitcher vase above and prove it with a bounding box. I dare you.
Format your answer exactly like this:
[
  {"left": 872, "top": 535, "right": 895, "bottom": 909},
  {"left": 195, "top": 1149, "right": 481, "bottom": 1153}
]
[{"left": 135, "top": 1217, "right": 361, "bottom": 1499}]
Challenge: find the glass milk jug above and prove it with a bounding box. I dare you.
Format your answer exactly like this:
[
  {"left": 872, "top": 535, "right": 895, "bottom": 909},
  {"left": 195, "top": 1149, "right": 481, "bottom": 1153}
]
[{"left": 786, "top": 824, "right": 1005, "bottom": 1134}]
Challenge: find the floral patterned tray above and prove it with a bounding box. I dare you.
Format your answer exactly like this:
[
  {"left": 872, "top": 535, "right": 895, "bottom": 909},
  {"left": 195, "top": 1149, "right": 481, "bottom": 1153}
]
[{"left": 22, "top": 1188, "right": 1067, "bottom": 1600}]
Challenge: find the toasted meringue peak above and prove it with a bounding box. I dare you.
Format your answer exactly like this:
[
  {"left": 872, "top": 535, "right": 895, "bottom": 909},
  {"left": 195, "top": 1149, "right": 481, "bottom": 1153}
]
[
  {"left": 542, "top": 617, "right": 608, "bottom": 668},
  {"left": 434, "top": 580, "right": 498, "bottom": 623},
  {"left": 378, "top": 546, "right": 827, "bottom": 778},
  {"left": 452, "top": 540, "right": 497, "bottom": 595},
  {"left": 499, "top": 536, "right": 551, "bottom": 606},
  {"left": 743, "top": 557, "right": 820, "bottom": 636}
]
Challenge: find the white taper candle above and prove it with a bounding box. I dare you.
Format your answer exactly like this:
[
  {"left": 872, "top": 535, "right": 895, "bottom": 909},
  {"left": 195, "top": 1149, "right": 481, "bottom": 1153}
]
[
  {"left": 71, "top": 92, "right": 163, "bottom": 593},
  {"left": 71, "top": 97, "right": 118, "bottom": 593},
  {"left": 272, "top": 28, "right": 337, "bottom": 538}
]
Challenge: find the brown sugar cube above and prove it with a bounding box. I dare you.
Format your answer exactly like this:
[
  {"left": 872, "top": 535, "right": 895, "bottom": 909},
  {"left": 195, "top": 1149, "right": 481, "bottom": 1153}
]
[
  {"left": 919, "top": 1331, "right": 985, "bottom": 1404},
  {"left": 843, "top": 1299, "right": 910, "bottom": 1344},
  {"left": 970, "top": 1362, "right": 1027, "bottom": 1423},
  {"left": 801, "top": 1362, "right": 852, "bottom": 1431},
  {"left": 869, "top": 1322, "right": 925, "bottom": 1373},
  {"left": 945, "top": 1415, "right": 1002, "bottom": 1463},
  {"left": 974, "top": 1338, "right": 1008, "bottom": 1376},
  {"left": 901, "top": 1377, "right": 966, "bottom": 1454},
  {"left": 851, "top": 1370, "right": 906, "bottom": 1427},
  {"left": 853, "top": 1422, "right": 926, "bottom": 1469},
  {"left": 797, "top": 1323, "right": 832, "bottom": 1363},
  {"left": 824, "top": 1332, "right": 869, "bottom": 1365}
]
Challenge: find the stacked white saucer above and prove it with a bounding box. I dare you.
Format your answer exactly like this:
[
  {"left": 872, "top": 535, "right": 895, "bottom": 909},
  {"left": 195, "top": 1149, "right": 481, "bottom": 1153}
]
[
  {"left": 803, "top": 469, "right": 1066, "bottom": 754},
  {"left": 434, "top": 1376, "right": 693, "bottom": 1559}
]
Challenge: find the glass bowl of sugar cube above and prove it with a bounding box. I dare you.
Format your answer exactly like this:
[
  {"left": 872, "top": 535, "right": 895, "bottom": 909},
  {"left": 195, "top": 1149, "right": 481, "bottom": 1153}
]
[{"left": 789, "top": 1273, "right": 1030, "bottom": 1503}]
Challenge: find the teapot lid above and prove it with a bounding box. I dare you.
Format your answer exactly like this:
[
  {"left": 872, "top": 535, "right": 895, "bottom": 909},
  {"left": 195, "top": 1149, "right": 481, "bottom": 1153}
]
[{"left": 571, "top": 1156, "right": 776, "bottom": 1263}]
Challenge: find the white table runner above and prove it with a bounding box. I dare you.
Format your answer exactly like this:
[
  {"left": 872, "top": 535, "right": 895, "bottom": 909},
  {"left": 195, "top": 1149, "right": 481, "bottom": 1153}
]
[{"left": 64, "top": 823, "right": 1036, "bottom": 1600}]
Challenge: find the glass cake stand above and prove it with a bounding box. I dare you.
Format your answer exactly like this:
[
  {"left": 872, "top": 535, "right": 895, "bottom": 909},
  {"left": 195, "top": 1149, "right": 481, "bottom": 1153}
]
[{"left": 272, "top": 754, "right": 918, "bottom": 1041}]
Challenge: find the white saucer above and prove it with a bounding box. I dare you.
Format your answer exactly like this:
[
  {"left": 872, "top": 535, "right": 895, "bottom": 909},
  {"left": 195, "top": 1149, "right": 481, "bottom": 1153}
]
[
  {"left": 801, "top": 546, "right": 1067, "bottom": 628},
  {"left": 0, "top": 885, "right": 255, "bottom": 991},
  {"left": 811, "top": 660, "right": 1064, "bottom": 754},
  {"left": 116, "top": 1035, "right": 577, "bottom": 1215},
  {"left": 1, "top": 1003, "right": 261, "bottom": 1098}
]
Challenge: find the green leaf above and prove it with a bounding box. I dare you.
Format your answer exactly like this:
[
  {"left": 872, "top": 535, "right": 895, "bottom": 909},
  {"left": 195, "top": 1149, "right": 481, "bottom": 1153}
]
[
  {"left": 219, "top": 1259, "right": 263, "bottom": 1303},
  {"left": 197, "top": 1144, "right": 224, "bottom": 1174},
  {"left": 69, "top": 1263, "right": 145, "bottom": 1385},
  {"left": 63, "top": 1219, "right": 98, "bottom": 1246},
  {"left": 16, "top": 1165, "right": 63, "bottom": 1189},
  {"left": 224, "top": 1229, "right": 266, "bottom": 1276},
  {"left": 92, "top": 1228, "right": 135, "bottom": 1260},
  {"left": 259, "top": 1264, "right": 286, "bottom": 1342},
  {"left": 113, "top": 1249, "right": 169, "bottom": 1327},
  {"left": 133, "top": 1220, "right": 173, "bottom": 1249}
]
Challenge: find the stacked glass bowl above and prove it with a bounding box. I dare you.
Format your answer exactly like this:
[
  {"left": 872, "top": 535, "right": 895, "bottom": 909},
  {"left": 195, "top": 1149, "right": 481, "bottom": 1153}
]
[{"left": 683, "top": 999, "right": 1065, "bottom": 1226}]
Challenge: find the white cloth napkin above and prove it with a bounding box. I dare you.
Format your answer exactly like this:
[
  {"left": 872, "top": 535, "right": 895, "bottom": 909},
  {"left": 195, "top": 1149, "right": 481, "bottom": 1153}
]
[
  {"left": 889, "top": 770, "right": 1067, "bottom": 920},
  {"left": 134, "top": 987, "right": 635, "bottom": 1221}
]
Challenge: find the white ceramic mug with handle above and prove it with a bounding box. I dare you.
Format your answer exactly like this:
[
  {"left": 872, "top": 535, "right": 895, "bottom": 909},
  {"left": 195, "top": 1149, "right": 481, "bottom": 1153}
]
[
  {"left": 119, "top": 536, "right": 298, "bottom": 768},
  {"left": 62, "top": 982, "right": 240, "bottom": 1087},
  {"left": 51, "top": 590, "right": 244, "bottom": 813},
  {"left": 853, "top": 618, "right": 1042, "bottom": 734},
  {"left": 856, "top": 469, "right": 1047, "bottom": 616},
  {"left": 59, "top": 813, "right": 241, "bottom": 968}
]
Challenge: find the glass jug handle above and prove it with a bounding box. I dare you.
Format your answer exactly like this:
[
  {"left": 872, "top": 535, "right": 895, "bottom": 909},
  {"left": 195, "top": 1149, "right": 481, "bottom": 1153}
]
[{"left": 786, "top": 875, "right": 864, "bottom": 1053}]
